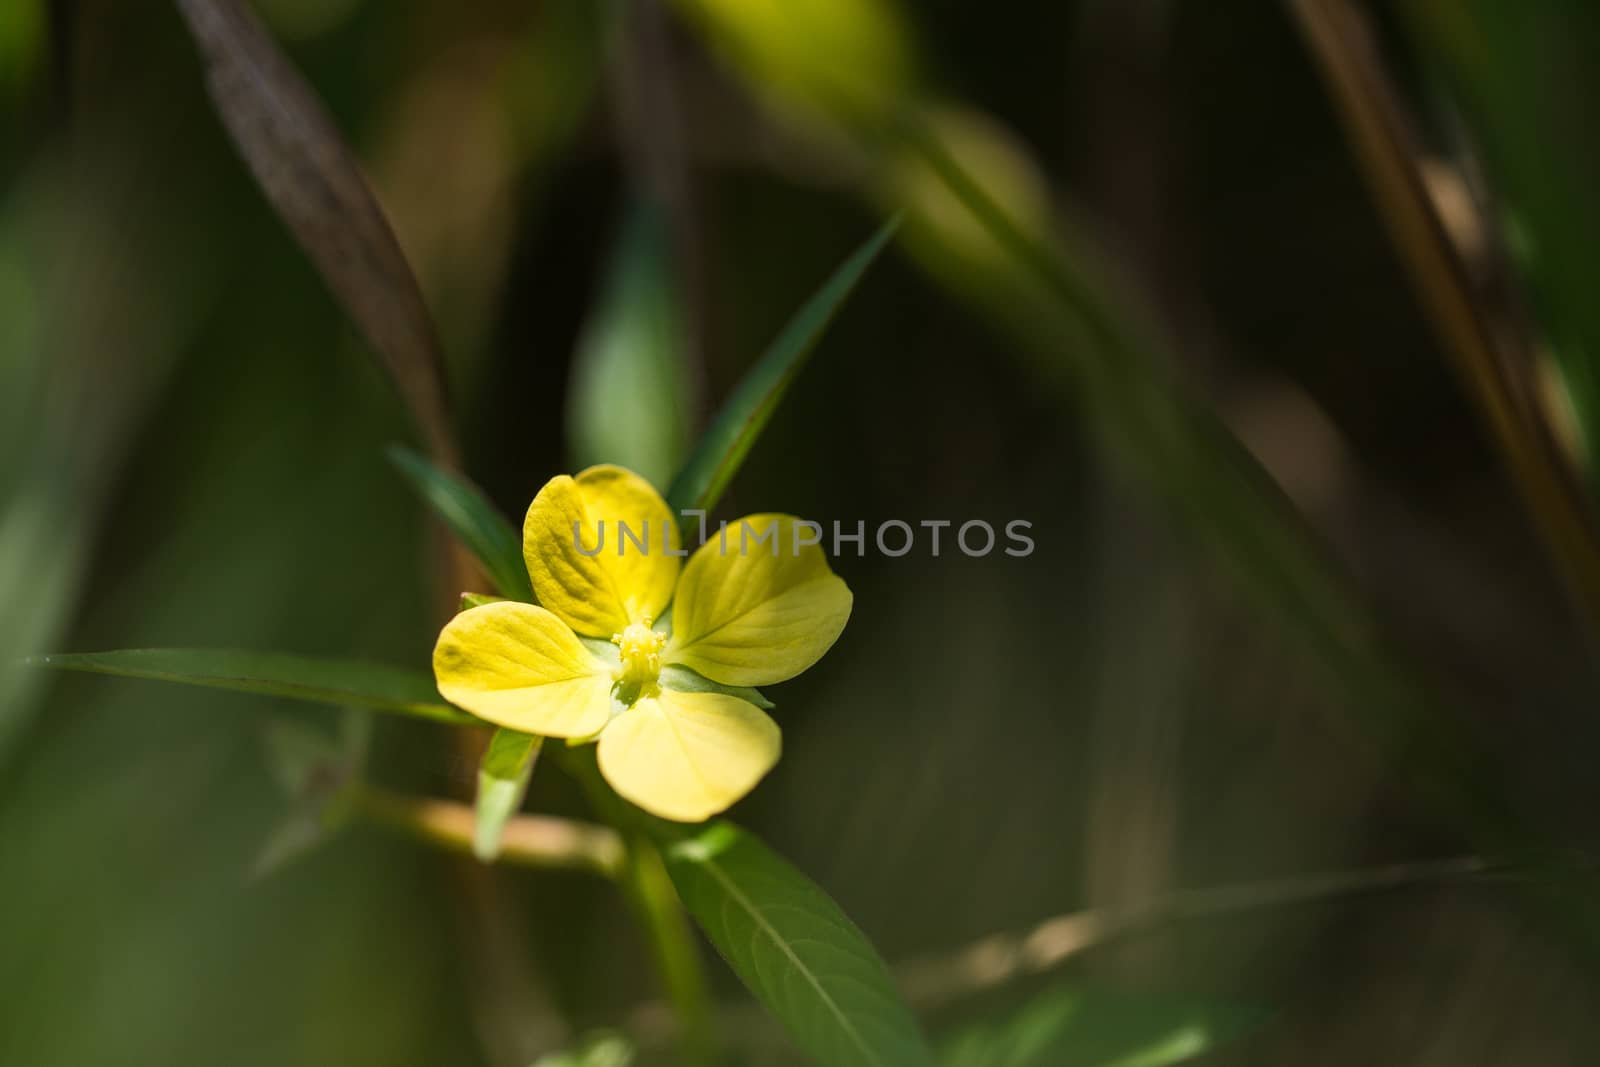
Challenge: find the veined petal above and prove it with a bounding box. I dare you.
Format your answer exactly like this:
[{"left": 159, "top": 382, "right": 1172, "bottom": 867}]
[
  {"left": 523, "top": 465, "right": 681, "bottom": 637},
  {"left": 666, "top": 514, "right": 851, "bottom": 686},
  {"left": 433, "top": 601, "right": 614, "bottom": 737},
  {"left": 597, "top": 689, "right": 780, "bottom": 822}
]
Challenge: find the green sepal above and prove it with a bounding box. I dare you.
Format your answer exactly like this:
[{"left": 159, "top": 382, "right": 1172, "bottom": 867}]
[{"left": 658, "top": 663, "right": 775, "bottom": 710}]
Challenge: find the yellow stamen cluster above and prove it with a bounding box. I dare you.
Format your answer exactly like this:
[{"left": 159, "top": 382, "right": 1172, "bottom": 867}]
[{"left": 612, "top": 617, "right": 667, "bottom": 695}]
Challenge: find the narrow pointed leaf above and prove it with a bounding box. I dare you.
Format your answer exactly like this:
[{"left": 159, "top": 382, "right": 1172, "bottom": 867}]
[
  {"left": 666, "top": 219, "right": 897, "bottom": 516},
  {"left": 474, "top": 728, "right": 543, "bottom": 861},
  {"left": 1403, "top": 2, "right": 1600, "bottom": 473},
  {"left": 28, "top": 648, "right": 471, "bottom": 724},
  {"left": 664, "top": 821, "right": 935, "bottom": 1067},
  {"left": 389, "top": 445, "right": 533, "bottom": 602},
  {"left": 174, "top": 0, "right": 457, "bottom": 462}
]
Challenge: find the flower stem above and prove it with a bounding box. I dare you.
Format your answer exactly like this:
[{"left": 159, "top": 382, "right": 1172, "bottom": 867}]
[
  {"left": 621, "top": 835, "right": 718, "bottom": 1066},
  {"left": 353, "top": 784, "right": 625, "bottom": 879},
  {"left": 559, "top": 746, "right": 718, "bottom": 1065}
]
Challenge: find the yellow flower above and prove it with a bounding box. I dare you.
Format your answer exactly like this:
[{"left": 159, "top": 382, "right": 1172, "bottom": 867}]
[{"left": 433, "top": 465, "right": 853, "bottom": 822}]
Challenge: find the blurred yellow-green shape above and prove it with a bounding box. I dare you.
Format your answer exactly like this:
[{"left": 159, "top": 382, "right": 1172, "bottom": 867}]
[
  {"left": 883, "top": 105, "right": 1052, "bottom": 284},
  {"left": 673, "top": 0, "right": 915, "bottom": 134},
  {"left": 0, "top": 0, "right": 44, "bottom": 100}
]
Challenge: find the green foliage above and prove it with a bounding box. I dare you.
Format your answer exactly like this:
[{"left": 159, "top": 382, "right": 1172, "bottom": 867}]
[
  {"left": 389, "top": 445, "right": 533, "bottom": 602},
  {"left": 567, "top": 199, "right": 693, "bottom": 489},
  {"left": 28, "top": 649, "right": 470, "bottom": 724},
  {"left": 474, "top": 727, "right": 542, "bottom": 861},
  {"left": 664, "top": 821, "right": 936, "bottom": 1067},
  {"left": 665, "top": 218, "right": 898, "bottom": 517},
  {"left": 939, "top": 986, "right": 1266, "bottom": 1067}
]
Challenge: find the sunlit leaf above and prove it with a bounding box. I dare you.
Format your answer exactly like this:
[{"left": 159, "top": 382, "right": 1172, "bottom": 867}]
[
  {"left": 173, "top": 0, "right": 457, "bottom": 462},
  {"left": 29, "top": 648, "right": 471, "bottom": 724},
  {"left": 474, "top": 727, "right": 542, "bottom": 861},
  {"left": 938, "top": 985, "right": 1266, "bottom": 1067},
  {"left": 665, "top": 219, "right": 897, "bottom": 517},
  {"left": 664, "top": 821, "right": 935, "bottom": 1067},
  {"left": 671, "top": 0, "right": 914, "bottom": 132},
  {"left": 389, "top": 445, "right": 533, "bottom": 602}
]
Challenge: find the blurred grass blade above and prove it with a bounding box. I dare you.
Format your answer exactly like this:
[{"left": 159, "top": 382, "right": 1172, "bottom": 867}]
[
  {"left": 890, "top": 112, "right": 1530, "bottom": 827},
  {"left": 173, "top": 0, "right": 458, "bottom": 464},
  {"left": 875, "top": 107, "right": 1600, "bottom": 958},
  {"left": 253, "top": 716, "right": 366, "bottom": 878},
  {"left": 665, "top": 0, "right": 1600, "bottom": 957},
  {"left": 1402, "top": 2, "right": 1600, "bottom": 478},
  {"left": 664, "top": 821, "right": 936, "bottom": 1067},
  {"left": 665, "top": 218, "right": 897, "bottom": 516},
  {"left": 938, "top": 985, "right": 1266, "bottom": 1067},
  {"left": 474, "top": 728, "right": 542, "bottom": 861},
  {"left": 389, "top": 445, "right": 533, "bottom": 602},
  {"left": 1287, "top": 0, "right": 1600, "bottom": 633},
  {"left": 567, "top": 199, "right": 693, "bottom": 488},
  {"left": 28, "top": 648, "right": 471, "bottom": 724}
]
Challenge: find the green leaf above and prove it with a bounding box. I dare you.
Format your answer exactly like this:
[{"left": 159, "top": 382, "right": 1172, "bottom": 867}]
[
  {"left": 388, "top": 445, "right": 533, "bottom": 602},
  {"left": 938, "top": 986, "right": 1266, "bottom": 1067},
  {"left": 460, "top": 592, "right": 506, "bottom": 612},
  {"left": 28, "top": 648, "right": 472, "bottom": 724},
  {"left": 567, "top": 198, "right": 693, "bottom": 488},
  {"left": 658, "top": 663, "right": 774, "bottom": 710},
  {"left": 474, "top": 728, "right": 543, "bottom": 861},
  {"left": 664, "top": 821, "right": 935, "bottom": 1067},
  {"left": 665, "top": 219, "right": 898, "bottom": 517}
]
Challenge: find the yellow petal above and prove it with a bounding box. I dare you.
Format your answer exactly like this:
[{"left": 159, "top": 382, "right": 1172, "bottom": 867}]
[
  {"left": 433, "top": 601, "right": 614, "bottom": 737},
  {"left": 523, "top": 465, "right": 681, "bottom": 637},
  {"left": 597, "top": 689, "right": 780, "bottom": 822},
  {"left": 666, "top": 514, "right": 852, "bottom": 686}
]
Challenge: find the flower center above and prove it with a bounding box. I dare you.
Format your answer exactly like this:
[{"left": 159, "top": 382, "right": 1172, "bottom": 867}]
[{"left": 611, "top": 618, "right": 667, "bottom": 696}]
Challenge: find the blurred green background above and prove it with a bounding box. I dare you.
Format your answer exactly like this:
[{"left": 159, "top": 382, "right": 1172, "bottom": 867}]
[{"left": 6, "top": 1, "right": 1600, "bottom": 1064}]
